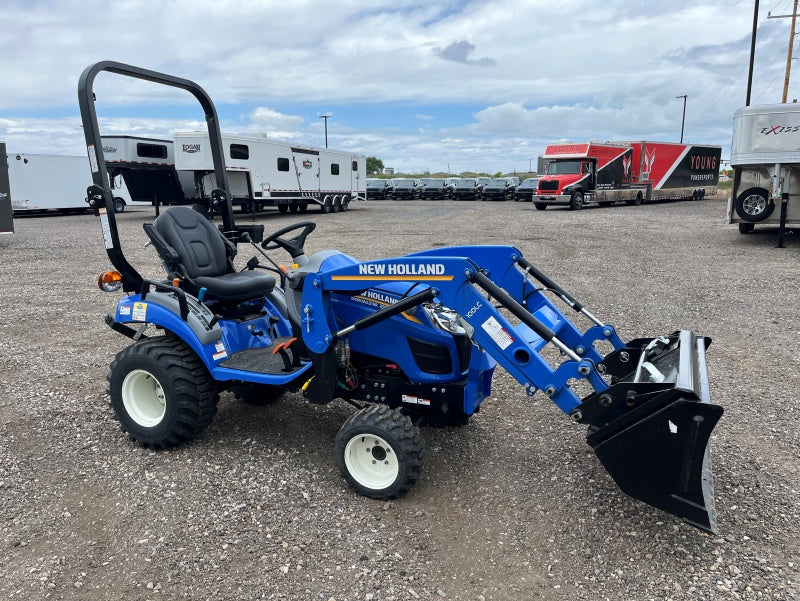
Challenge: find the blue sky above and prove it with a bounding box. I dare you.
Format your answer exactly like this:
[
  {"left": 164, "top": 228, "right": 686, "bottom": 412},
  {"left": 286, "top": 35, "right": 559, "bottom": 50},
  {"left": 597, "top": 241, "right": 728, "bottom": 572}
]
[{"left": 0, "top": 0, "right": 795, "bottom": 174}]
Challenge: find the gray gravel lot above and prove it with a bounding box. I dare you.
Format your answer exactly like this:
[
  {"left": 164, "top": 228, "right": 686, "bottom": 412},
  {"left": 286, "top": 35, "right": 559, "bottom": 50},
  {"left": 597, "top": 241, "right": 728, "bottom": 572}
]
[{"left": 1, "top": 196, "right": 798, "bottom": 600}]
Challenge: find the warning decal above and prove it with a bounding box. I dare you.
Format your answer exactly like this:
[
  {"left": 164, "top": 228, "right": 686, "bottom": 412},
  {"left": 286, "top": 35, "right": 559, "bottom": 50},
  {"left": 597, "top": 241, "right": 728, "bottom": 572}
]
[
  {"left": 481, "top": 316, "right": 514, "bottom": 350},
  {"left": 99, "top": 208, "right": 114, "bottom": 249},
  {"left": 132, "top": 302, "right": 147, "bottom": 322}
]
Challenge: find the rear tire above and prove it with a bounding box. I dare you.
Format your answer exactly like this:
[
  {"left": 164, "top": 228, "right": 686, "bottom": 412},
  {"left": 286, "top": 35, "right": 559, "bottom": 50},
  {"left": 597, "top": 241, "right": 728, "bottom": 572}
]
[
  {"left": 634, "top": 191, "right": 644, "bottom": 206},
  {"left": 735, "top": 187, "right": 774, "bottom": 223},
  {"left": 107, "top": 336, "right": 217, "bottom": 449},
  {"left": 569, "top": 191, "right": 584, "bottom": 210},
  {"left": 113, "top": 197, "right": 126, "bottom": 213},
  {"left": 335, "top": 405, "right": 425, "bottom": 499}
]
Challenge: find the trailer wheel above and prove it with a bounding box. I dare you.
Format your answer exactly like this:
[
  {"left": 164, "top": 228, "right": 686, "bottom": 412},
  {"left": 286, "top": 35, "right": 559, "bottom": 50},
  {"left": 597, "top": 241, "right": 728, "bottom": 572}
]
[
  {"left": 700, "top": 189, "right": 706, "bottom": 199},
  {"left": 107, "top": 336, "right": 217, "bottom": 449},
  {"left": 298, "top": 203, "right": 308, "bottom": 213},
  {"left": 289, "top": 203, "right": 299, "bottom": 213},
  {"left": 341, "top": 196, "right": 349, "bottom": 211},
  {"left": 534, "top": 203, "right": 547, "bottom": 211},
  {"left": 738, "top": 222, "right": 755, "bottom": 234},
  {"left": 278, "top": 204, "right": 289, "bottom": 214},
  {"left": 321, "top": 196, "right": 332, "bottom": 214},
  {"left": 735, "top": 187, "right": 774, "bottom": 223},
  {"left": 113, "top": 197, "right": 126, "bottom": 213},
  {"left": 332, "top": 195, "right": 342, "bottom": 213},
  {"left": 335, "top": 405, "right": 425, "bottom": 499},
  {"left": 569, "top": 191, "right": 584, "bottom": 210}
]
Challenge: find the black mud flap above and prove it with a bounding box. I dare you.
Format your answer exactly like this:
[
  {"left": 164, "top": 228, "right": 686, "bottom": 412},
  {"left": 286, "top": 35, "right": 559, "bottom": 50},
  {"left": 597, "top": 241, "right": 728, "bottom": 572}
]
[
  {"left": 304, "top": 348, "right": 338, "bottom": 405},
  {"left": 578, "top": 331, "right": 724, "bottom": 533}
]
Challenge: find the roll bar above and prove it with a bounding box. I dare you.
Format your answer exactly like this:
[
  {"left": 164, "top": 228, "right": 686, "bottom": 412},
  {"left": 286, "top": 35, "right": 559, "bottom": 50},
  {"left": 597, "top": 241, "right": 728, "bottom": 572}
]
[{"left": 77, "top": 61, "right": 235, "bottom": 291}]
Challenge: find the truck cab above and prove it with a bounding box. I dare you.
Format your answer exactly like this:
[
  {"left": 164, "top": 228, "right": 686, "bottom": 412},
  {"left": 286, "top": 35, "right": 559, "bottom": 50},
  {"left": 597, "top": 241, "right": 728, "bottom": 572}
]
[{"left": 536, "top": 158, "right": 596, "bottom": 209}]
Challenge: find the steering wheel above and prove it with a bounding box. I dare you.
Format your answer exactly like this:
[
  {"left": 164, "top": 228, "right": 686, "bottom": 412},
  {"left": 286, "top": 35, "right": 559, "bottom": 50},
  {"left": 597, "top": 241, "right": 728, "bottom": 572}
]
[{"left": 261, "top": 221, "right": 316, "bottom": 259}]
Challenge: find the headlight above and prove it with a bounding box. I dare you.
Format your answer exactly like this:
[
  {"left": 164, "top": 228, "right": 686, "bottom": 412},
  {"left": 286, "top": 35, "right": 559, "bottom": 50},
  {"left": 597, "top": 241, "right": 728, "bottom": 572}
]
[{"left": 421, "top": 303, "right": 473, "bottom": 337}]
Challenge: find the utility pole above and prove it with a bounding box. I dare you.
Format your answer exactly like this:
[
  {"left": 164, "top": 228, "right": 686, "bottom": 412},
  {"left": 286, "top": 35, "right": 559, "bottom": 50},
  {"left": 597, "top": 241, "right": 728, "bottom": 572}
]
[
  {"left": 768, "top": 0, "right": 799, "bottom": 102},
  {"left": 746, "top": 0, "right": 759, "bottom": 105},
  {"left": 320, "top": 114, "right": 331, "bottom": 147},
  {"left": 676, "top": 95, "right": 687, "bottom": 143}
]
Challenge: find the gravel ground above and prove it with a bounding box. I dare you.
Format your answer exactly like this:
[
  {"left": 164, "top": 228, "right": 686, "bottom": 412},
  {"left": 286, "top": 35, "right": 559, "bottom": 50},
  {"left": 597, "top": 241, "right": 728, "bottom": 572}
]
[{"left": 1, "top": 195, "right": 798, "bottom": 600}]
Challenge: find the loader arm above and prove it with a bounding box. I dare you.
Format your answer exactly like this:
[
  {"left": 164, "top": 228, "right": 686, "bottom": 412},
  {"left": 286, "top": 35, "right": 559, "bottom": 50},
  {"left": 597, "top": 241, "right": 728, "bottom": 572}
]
[{"left": 300, "top": 250, "right": 723, "bottom": 533}]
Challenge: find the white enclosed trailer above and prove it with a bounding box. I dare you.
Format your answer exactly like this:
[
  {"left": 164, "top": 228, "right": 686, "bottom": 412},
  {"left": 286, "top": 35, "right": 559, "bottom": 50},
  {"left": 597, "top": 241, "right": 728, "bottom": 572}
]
[
  {"left": 4, "top": 149, "right": 136, "bottom": 214},
  {"left": 729, "top": 103, "right": 800, "bottom": 234},
  {"left": 173, "top": 132, "right": 366, "bottom": 214},
  {"left": 7, "top": 153, "right": 94, "bottom": 213}
]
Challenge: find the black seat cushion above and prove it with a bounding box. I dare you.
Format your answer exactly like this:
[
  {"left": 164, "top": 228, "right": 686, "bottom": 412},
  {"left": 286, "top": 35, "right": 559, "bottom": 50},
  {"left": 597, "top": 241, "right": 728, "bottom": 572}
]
[
  {"left": 154, "top": 207, "right": 275, "bottom": 301},
  {"left": 194, "top": 271, "right": 275, "bottom": 302}
]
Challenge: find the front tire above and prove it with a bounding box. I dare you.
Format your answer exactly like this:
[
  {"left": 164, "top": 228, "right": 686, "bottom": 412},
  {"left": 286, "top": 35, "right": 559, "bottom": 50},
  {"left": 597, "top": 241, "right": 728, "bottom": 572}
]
[
  {"left": 107, "top": 336, "right": 217, "bottom": 449},
  {"left": 113, "top": 197, "right": 126, "bottom": 213},
  {"left": 534, "top": 202, "right": 547, "bottom": 211},
  {"left": 335, "top": 405, "right": 425, "bottom": 499},
  {"left": 569, "top": 191, "right": 584, "bottom": 210}
]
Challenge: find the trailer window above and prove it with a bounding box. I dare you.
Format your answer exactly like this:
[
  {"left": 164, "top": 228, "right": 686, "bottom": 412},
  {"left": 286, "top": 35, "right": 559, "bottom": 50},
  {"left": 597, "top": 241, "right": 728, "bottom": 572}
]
[
  {"left": 230, "top": 144, "right": 249, "bottom": 160},
  {"left": 277, "top": 158, "right": 290, "bottom": 172},
  {"left": 137, "top": 143, "right": 168, "bottom": 159},
  {"left": 331, "top": 163, "right": 340, "bottom": 175},
  {"left": 352, "top": 160, "right": 358, "bottom": 171}
]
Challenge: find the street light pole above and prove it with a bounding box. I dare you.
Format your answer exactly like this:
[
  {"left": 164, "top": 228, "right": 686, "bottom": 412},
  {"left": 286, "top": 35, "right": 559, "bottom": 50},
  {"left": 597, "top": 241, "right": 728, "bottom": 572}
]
[
  {"left": 675, "top": 95, "right": 687, "bottom": 143},
  {"left": 320, "top": 114, "right": 331, "bottom": 148}
]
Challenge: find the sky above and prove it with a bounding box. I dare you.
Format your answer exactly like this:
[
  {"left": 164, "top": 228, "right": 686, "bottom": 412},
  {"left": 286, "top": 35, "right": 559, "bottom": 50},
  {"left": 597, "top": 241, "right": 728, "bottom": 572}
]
[{"left": 0, "top": 0, "right": 795, "bottom": 175}]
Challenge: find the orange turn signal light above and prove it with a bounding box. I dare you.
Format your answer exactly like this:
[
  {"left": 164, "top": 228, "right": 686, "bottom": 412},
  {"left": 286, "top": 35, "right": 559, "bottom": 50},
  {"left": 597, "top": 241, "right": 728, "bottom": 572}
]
[{"left": 97, "top": 270, "right": 123, "bottom": 292}]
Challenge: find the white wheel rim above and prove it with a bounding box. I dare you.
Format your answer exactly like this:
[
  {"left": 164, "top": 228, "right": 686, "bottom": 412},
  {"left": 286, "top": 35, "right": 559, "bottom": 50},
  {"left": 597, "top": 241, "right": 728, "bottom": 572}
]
[
  {"left": 343, "top": 433, "right": 399, "bottom": 490},
  {"left": 121, "top": 369, "right": 167, "bottom": 427}
]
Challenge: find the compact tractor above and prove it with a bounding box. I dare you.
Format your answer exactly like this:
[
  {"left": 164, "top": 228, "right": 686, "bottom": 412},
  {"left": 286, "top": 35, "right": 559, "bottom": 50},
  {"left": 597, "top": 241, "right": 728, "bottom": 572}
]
[{"left": 80, "top": 62, "right": 723, "bottom": 532}]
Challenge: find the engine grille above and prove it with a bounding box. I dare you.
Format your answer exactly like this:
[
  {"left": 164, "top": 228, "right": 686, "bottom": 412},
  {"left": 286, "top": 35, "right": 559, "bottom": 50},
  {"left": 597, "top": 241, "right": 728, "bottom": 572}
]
[{"left": 538, "top": 180, "right": 559, "bottom": 191}]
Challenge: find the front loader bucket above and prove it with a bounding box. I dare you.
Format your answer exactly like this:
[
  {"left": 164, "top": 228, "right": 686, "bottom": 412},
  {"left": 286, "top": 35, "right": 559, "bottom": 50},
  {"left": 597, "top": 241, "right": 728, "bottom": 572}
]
[{"left": 579, "top": 331, "right": 724, "bottom": 532}]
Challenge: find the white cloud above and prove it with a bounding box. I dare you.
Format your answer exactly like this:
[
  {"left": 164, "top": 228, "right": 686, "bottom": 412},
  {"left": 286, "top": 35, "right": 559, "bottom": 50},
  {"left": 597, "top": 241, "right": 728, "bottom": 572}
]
[{"left": 0, "top": 0, "right": 791, "bottom": 172}]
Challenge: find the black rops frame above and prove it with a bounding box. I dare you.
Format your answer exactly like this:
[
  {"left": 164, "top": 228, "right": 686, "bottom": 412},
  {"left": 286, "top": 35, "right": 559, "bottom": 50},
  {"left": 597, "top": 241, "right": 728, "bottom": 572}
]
[{"left": 78, "top": 61, "right": 236, "bottom": 292}]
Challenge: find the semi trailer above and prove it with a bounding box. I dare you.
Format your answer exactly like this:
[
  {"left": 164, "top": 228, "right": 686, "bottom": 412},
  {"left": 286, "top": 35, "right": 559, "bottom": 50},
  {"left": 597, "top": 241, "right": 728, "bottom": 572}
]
[
  {"left": 534, "top": 141, "right": 721, "bottom": 210},
  {"left": 728, "top": 103, "right": 800, "bottom": 234}
]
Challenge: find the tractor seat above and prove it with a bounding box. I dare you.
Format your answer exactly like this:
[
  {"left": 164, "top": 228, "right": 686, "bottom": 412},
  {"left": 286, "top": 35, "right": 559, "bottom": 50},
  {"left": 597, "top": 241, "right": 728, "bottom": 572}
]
[{"left": 149, "top": 207, "right": 276, "bottom": 302}]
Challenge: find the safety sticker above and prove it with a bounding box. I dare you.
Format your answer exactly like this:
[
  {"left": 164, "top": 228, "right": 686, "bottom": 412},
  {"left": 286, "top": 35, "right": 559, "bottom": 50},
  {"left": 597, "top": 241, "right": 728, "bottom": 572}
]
[
  {"left": 87, "top": 145, "right": 99, "bottom": 172},
  {"left": 132, "top": 302, "right": 147, "bottom": 322},
  {"left": 119, "top": 305, "right": 131, "bottom": 316},
  {"left": 401, "top": 394, "right": 431, "bottom": 406},
  {"left": 99, "top": 208, "right": 114, "bottom": 249},
  {"left": 481, "top": 316, "right": 514, "bottom": 350},
  {"left": 212, "top": 341, "right": 228, "bottom": 361}
]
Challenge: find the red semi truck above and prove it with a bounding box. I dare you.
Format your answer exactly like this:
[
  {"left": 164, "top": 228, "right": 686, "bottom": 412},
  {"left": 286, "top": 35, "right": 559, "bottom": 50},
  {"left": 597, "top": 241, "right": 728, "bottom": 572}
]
[{"left": 534, "top": 141, "right": 721, "bottom": 210}]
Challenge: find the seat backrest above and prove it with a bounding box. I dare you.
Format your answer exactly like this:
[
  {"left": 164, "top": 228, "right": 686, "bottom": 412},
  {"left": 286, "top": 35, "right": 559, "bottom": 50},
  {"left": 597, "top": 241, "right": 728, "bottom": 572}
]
[{"left": 154, "top": 207, "right": 233, "bottom": 279}]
